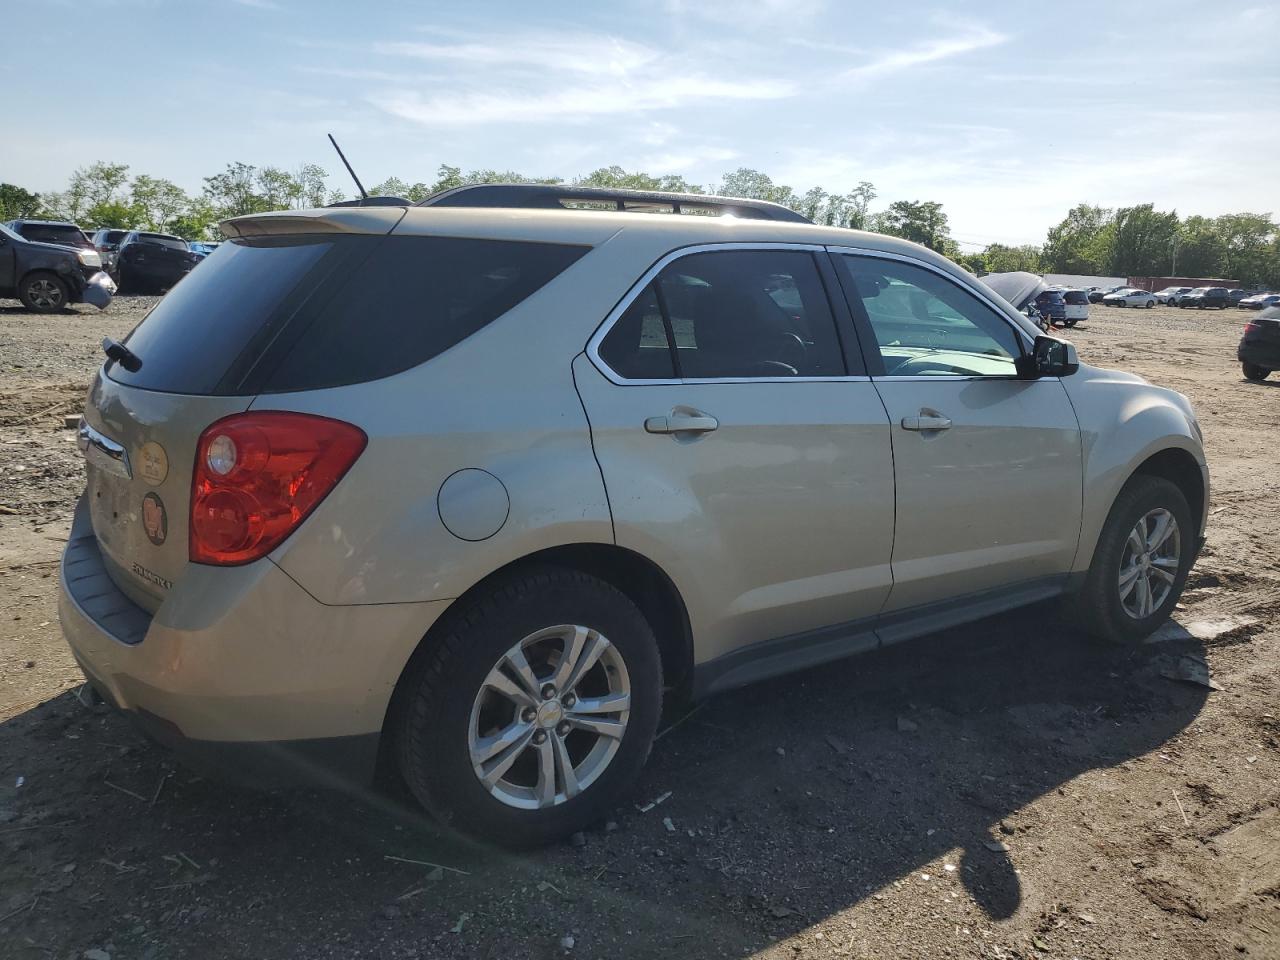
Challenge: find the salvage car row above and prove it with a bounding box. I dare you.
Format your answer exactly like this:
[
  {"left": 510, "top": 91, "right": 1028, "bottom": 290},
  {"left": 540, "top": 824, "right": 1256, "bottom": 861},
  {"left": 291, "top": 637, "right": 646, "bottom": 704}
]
[{"left": 1, "top": 218, "right": 216, "bottom": 307}]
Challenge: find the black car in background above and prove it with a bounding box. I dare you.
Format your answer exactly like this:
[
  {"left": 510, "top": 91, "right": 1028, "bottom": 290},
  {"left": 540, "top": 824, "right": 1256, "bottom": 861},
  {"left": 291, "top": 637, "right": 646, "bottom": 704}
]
[
  {"left": 1238, "top": 306, "right": 1280, "bottom": 381},
  {"left": 115, "top": 231, "right": 199, "bottom": 293},
  {"left": 3, "top": 219, "right": 96, "bottom": 253},
  {"left": 1087, "top": 285, "right": 1124, "bottom": 303},
  {"left": 1180, "top": 287, "right": 1231, "bottom": 309},
  {"left": 1226, "top": 289, "right": 1249, "bottom": 305},
  {"left": 1034, "top": 289, "right": 1066, "bottom": 324},
  {"left": 0, "top": 222, "right": 115, "bottom": 312},
  {"left": 91, "top": 228, "right": 130, "bottom": 275}
]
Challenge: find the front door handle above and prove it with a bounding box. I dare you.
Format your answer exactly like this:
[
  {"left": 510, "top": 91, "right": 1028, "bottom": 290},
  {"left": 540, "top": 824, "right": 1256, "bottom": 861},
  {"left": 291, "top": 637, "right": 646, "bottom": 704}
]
[
  {"left": 901, "top": 415, "right": 952, "bottom": 431},
  {"left": 645, "top": 414, "right": 719, "bottom": 435}
]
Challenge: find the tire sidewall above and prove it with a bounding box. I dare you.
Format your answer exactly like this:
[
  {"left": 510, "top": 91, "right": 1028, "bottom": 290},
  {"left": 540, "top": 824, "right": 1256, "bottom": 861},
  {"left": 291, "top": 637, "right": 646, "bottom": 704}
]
[
  {"left": 402, "top": 571, "right": 662, "bottom": 846},
  {"left": 1085, "top": 476, "right": 1194, "bottom": 644}
]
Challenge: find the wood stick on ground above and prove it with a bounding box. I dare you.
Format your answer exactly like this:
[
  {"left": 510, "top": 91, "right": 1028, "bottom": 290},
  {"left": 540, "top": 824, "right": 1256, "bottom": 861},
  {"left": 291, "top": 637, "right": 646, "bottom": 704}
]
[
  {"left": 1172, "top": 790, "right": 1190, "bottom": 827},
  {"left": 383, "top": 854, "right": 470, "bottom": 876},
  {"left": 103, "top": 779, "right": 149, "bottom": 803},
  {"left": 0, "top": 895, "right": 39, "bottom": 924}
]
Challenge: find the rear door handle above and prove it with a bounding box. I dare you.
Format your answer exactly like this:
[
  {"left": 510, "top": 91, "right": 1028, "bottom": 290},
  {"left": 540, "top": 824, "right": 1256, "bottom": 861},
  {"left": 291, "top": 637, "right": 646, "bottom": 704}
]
[
  {"left": 901, "top": 415, "right": 952, "bottom": 431},
  {"left": 645, "top": 414, "right": 719, "bottom": 435}
]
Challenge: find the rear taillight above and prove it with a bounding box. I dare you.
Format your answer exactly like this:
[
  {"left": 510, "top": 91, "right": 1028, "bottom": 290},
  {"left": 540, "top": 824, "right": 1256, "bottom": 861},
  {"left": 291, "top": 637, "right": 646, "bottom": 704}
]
[
  {"left": 190, "top": 412, "right": 366, "bottom": 566},
  {"left": 1244, "top": 322, "right": 1261, "bottom": 335}
]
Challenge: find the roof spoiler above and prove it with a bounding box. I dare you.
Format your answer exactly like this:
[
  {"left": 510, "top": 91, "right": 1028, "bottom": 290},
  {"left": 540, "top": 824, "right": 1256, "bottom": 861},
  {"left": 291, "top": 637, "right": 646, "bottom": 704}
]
[
  {"left": 417, "top": 183, "right": 812, "bottom": 223},
  {"left": 326, "top": 196, "right": 411, "bottom": 208}
]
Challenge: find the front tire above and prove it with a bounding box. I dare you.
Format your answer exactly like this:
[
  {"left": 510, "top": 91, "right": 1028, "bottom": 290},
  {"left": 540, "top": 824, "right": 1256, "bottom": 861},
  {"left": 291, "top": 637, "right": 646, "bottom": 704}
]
[
  {"left": 1146, "top": 300, "right": 1155, "bottom": 308},
  {"left": 397, "top": 567, "right": 662, "bottom": 847},
  {"left": 1243, "top": 362, "right": 1271, "bottom": 382},
  {"left": 1069, "top": 475, "right": 1194, "bottom": 644},
  {"left": 18, "top": 272, "right": 70, "bottom": 312}
]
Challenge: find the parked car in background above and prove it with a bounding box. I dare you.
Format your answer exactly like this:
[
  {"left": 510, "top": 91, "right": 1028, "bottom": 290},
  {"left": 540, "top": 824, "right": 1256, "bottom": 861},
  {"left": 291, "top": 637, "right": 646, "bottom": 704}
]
[
  {"left": 1154, "top": 286, "right": 1194, "bottom": 305},
  {"left": 3, "top": 219, "right": 97, "bottom": 253},
  {"left": 1088, "top": 285, "right": 1126, "bottom": 303},
  {"left": 1061, "top": 289, "right": 1090, "bottom": 326},
  {"left": 1226, "top": 289, "right": 1248, "bottom": 305},
  {"left": 1179, "top": 287, "right": 1230, "bottom": 309},
  {"left": 188, "top": 241, "right": 220, "bottom": 260},
  {"left": 1102, "top": 288, "right": 1156, "bottom": 308},
  {"left": 0, "top": 221, "right": 115, "bottom": 312},
  {"left": 1238, "top": 306, "right": 1280, "bottom": 381},
  {"left": 1034, "top": 289, "right": 1066, "bottom": 325},
  {"left": 115, "top": 231, "right": 199, "bottom": 293},
  {"left": 60, "top": 185, "right": 1207, "bottom": 847},
  {"left": 1238, "top": 292, "right": 1280, "bottom": 310},
  {"left": 91, "top": 229, "right": 130, "bottom": 275}
]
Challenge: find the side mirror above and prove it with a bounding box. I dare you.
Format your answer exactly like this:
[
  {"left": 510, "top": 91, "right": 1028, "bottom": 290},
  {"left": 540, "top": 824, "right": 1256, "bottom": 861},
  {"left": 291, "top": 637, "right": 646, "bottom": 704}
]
[{"left": 1016, "top": 335, "right": 1079, "bottom": 379}]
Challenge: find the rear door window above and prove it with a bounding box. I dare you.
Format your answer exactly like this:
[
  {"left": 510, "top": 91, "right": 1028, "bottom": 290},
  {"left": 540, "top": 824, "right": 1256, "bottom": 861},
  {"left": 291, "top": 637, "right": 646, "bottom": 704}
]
[
  {"left": 597, "top": 249, "right": 847, "bottom": 380},
  {"left": 107, "top": 235, "right": 588, "bottom": 395}
]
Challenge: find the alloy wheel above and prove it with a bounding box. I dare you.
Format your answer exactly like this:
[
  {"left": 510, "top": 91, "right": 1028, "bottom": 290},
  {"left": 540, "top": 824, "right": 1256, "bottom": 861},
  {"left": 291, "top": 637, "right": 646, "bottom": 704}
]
[
  {"left": 468, "top": 624, "right": 631, "bottom": 810},
  {"left": 1118, "top": 508, "right": 1181, "bottom": 619},
  {"left": 26, "top": 278, "right": 64, "bottom": 309}
]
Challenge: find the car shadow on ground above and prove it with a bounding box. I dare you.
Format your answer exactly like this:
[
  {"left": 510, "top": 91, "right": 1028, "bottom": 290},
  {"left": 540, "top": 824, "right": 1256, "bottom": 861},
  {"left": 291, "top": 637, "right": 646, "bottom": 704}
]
[{"left": 0, "top": 605, "right": 1208, "bottom": 957}]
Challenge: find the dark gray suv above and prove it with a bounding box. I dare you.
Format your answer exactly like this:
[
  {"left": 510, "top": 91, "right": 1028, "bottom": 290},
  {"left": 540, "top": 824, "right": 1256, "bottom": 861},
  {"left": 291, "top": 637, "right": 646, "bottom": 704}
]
[{"left": 0, "top": 222, "right": 116, "bottom": 312}]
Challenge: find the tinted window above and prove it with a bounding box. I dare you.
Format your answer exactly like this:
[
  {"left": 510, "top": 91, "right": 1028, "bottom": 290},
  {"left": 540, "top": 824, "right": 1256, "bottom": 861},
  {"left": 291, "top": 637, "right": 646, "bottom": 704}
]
[
  {"left": 837, "top": 255, "right": 1023, "bottom": 377},
  {"left": 110, "top": 235, "right": 587, "bottom": 395},
  {"left": 646, "top": 249, "right": 845, "bottom": 379},
  {"left": 110, "top": 238, "right": 334, "bottom": 393},
  {"left": 18, "top": 223, "right": 90, "bottom": 247},
  {"left": 263, "top": 237, "right": 587, "bottom": 392},
  {"left": 1063, "top": 290, "right": 1089, "bottom": 304},
  {"left": 133, "top": 233, "right": 188, "bottom": 251},
  {"left": 598, "top": 283, "right": 676, "bottom": 380}
]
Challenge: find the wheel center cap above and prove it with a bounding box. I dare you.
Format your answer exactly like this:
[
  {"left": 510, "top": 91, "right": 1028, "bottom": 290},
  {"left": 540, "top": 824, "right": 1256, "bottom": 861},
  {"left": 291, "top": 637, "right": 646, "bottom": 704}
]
[{"left": 536, "top": 700, "right": 564, "bottom": 728}]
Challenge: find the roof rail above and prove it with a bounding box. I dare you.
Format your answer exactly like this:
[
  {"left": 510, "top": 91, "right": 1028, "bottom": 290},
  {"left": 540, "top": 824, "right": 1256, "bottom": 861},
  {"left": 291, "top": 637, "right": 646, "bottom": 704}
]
[
  {"left": 416, "top": 183, "right": 812, "bottom": 224},
  {"left": 326, "top": 196, "right": 411, "bottom": 208}
]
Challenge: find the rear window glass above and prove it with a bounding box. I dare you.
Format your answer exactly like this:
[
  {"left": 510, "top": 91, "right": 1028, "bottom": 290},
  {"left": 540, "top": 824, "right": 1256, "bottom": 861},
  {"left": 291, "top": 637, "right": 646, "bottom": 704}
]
[
  {"left": 19, "top": 223, "right": 90, "bottom": 247},
  {"left": 108, "top": 235, "right": 588, "bottom": 395},
  {"left": 1062, "top": 290, "right": 1088, "bottom": 304},
  {"left": 134, "top": 233, "right": 188, "bottom": 251}
]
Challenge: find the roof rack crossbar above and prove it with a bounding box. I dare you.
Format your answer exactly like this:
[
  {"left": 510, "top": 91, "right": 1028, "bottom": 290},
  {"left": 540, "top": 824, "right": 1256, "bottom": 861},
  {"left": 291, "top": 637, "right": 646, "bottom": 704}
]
[{"left": 415, "top": 184, "right": 811, "bottom": 223}]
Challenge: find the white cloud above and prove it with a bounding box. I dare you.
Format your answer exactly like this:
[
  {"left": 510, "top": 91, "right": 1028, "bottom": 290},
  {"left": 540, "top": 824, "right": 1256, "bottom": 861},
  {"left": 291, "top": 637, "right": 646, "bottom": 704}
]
[
  {"left": 372, "top": 74, "right": 793, "bottom": 127},
  {"left": 377, "top": 33, "right": 658, "bottom": 77},
  {"left": 840, "top": 25, "right": 1008, "bottom": 81},
  {"left": 664, "top": 0, "right": 826, "bottom": 28}
]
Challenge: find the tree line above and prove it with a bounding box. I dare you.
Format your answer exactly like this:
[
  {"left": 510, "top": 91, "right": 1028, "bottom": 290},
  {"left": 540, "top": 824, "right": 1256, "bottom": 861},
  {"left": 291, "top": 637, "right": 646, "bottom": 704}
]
[{"left": 2, "top": 162, "right": 1276, "bottom": 286}]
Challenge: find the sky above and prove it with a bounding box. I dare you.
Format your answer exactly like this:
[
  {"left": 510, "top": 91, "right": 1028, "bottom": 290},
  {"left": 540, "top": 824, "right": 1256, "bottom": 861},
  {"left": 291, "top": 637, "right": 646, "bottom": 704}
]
[{"left": 2, "top": 0, "right": 1278, "bottom": 246}]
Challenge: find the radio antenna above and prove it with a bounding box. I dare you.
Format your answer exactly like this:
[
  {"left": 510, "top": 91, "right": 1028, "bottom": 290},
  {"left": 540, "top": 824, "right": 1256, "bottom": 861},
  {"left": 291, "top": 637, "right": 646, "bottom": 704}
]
[{"left": 327, "top": 133, "right": 369, "bottom": 201}]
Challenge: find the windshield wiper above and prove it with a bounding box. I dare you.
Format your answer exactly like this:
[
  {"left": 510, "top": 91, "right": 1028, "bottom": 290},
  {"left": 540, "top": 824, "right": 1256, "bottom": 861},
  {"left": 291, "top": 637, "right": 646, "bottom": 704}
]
[{"left": 102, "top": 337, "right": 142, "bottom": 372}]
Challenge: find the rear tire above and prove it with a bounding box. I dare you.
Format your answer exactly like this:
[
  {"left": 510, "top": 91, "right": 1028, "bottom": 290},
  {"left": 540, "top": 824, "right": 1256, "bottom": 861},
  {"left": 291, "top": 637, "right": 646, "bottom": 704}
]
[
  {"left": 1146, "top": 300, "right": 1154, "bottom": 308},
  {"left": 1069, "top": 475, "right": 1194, "bottom": 645},
  {"left": 396, "top": 567, "right": 662, "bottom": 847},
  {"left": 18, "top": 272, "right": 70, "bottom": 313},
  {"left": 1243, "top": 362, "right": 1271, "bottom": 382}
]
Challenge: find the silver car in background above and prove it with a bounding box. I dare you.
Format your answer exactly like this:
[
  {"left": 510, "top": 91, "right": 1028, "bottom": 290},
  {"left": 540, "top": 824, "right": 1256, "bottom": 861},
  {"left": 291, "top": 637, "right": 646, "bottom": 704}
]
[{"left": 60, "top": 185, "right": 1207, "bottom": 846}]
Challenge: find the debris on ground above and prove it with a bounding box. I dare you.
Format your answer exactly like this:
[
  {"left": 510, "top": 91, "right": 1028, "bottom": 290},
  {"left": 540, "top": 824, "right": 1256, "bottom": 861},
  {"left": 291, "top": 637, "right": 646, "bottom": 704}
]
[{"left": 1160, "top": 653, "right": 1224, "bottom": 691}]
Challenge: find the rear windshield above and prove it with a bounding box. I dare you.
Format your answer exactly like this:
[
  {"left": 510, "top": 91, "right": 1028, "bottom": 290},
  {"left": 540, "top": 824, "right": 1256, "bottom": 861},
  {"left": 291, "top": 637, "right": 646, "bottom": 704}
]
[
  {"left": 135, "top": 233, "right": 188, "bottom": 251},
  {"left": 107, "top": 234, "right": 588, "bottom": 395},
  {"left": 19, "top": 223, "right": 90, "bottom": 247},
  {"left": 1062, "top": 290, "right": 1088, "bottom": 304}
]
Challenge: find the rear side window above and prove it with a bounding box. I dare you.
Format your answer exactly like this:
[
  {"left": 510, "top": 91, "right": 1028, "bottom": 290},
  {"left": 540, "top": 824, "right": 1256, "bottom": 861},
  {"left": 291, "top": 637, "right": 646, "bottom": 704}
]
[
  {"left": 597, "top": 249, "right": 847, "bottom": 380},
  {"left": 108, "top": 235, "right": 588, "bottom": 395},
  {"left": 262, "top": 237, "right": 587, "bottom": 392}
]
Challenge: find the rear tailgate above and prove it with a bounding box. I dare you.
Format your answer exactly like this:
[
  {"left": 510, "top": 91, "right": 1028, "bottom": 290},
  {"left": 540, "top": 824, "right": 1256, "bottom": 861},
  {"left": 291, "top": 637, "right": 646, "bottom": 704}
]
[
  {"left": 81, "top": 207, "right": 406, "bottom": 610},
  {"left": 81, "top": 376, "right": 250, "bottom": 611}
]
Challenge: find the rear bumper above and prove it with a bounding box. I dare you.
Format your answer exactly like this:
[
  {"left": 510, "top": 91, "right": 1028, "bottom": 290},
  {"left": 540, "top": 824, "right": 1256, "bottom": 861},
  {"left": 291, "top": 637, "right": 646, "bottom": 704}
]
[
  {"left": 58, "top": 496, "right": 449, "bottom": 786},
  {"left": 1238, "top": 339, "right": 1280, "bottom": 369}
]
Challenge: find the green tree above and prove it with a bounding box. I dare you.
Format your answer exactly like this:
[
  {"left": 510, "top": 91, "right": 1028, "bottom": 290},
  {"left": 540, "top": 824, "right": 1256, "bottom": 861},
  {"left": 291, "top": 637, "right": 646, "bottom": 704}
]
[
  {"left": 130, "top": 175, "right": 188, "bottom": 231},
  {"left": 46, "top": 161, "right": 131, "bottom": 222},
  {"left": 982, "top": 243, "right": 1043, "bottom": 273},
  {"left": 370, "top": 176, "right": 434, "bottom": 202},
  {"left": 717, "top": 167, "right": 797, "bottom": 208},
  {"left": 1041, "top": 204, "right": 1113, "bottom": 274},
  {"left": 1214, "top": 212, "right": 1276, "bottom": 285},
  {"left": 84, "top": 200, "right": 142, "bottom": 230},
  {"left": 1172, "top": 215, "right": 1225, "bottom": 278},
  {"left": 575, "top": 166, "right": 703, "bottom": 194},
  {"left": 169, "top": 197, "right": 220, "bottom": 241},
  {"left": 871, "top": 200, "right": 952, "bottom": 254},
  {"left": 0, "top": 183, "right": 42, "bottom": 220},
  {"left": 203, "top": 162, "right": 271, "bottom": 218},
  {"left": 1106, "top": 204, "right": 1180, "bottom": 276}
]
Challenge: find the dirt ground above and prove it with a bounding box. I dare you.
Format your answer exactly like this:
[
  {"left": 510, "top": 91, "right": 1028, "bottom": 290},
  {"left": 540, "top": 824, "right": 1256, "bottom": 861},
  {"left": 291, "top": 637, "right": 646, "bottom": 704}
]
[{"left": 1, "top": 296, "right": 1277, "bottom": 960}]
